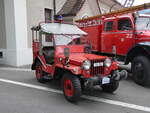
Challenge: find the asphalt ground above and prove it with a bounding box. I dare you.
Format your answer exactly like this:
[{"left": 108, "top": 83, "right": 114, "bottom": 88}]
[{"left": 0, "top": 67, "right": 150, "bottom": 113}]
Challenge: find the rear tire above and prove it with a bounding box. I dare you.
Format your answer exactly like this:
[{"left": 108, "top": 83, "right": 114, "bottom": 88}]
[
  {"left": 132, "top": 56, "right": 150, "bottom": 86},
  {"left": 101, "top": 81, "right": 119, "bottom": 93},
  {"left": 62, "top": 73, "right": 81, "bottom": 102},
  {"left": 35, "top": 65, "right": 47, "bottom": 83}
]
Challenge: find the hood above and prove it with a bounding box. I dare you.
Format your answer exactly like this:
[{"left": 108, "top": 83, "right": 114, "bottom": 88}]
[{"left": 57, "top": 53, "right": 106, "bottom": 65}]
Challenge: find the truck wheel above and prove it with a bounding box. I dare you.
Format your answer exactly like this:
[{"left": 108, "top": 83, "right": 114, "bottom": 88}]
[
  {"left": 101, "top": 81, "right": 119, "bottom": 93},
  {"left": 35, "top": 65, "right": 47, "bottom": 83},
  {"left": 132, "top": 56, "right": 150, "bottom": 86},
  {"left": 62, "top": 73, "right": 81, "bottom": 102}
]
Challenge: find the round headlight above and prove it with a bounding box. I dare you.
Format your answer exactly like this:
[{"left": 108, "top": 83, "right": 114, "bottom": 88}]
[
  {"left": 104, "top": 58, "right": 112, "bottom": 67},
  {"left": 82, "top": 60, "right": 91, "bottom": 70}
]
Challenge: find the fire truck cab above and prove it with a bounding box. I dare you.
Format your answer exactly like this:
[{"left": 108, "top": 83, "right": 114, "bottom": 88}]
[
  {"left": 31, "top": 22, "right": 127, "bottom": 102},
  {"left": 77, "top": 3, "right": 150, "bottom": 86}
]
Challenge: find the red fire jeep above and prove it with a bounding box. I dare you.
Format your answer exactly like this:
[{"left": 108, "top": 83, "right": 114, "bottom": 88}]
[{"left": 31, "top": 22, "right": 127, "bottom": 102}]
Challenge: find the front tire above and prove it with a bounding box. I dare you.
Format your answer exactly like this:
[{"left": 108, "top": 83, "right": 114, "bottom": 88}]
[
  {"left": 62, "top": 73, "right": 81, "bottom": 102},
  {"left": 101, "top": 81, "right": 119, "bottom": 93},
  {"left": 132, "top": 56, "right": 150, "bottom": 86}
]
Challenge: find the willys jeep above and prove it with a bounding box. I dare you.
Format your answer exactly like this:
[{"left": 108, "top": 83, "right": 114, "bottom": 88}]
[{"left": 31, "top": 22, "right": 127, "bottom": 102}]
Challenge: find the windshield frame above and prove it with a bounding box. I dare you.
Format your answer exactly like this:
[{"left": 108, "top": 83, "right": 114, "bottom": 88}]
[{"left": 54, "top": 34, "right": 86, "bottom": 46}]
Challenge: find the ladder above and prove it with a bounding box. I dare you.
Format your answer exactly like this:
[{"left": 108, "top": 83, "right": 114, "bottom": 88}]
[{"left": 76, "top": 2, "right": 150, "bottom": 22}]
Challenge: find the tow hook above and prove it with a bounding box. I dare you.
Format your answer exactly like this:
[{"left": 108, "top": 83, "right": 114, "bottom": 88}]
[{"left": 113, "top": 70, "right": 128, "bottom": 81}]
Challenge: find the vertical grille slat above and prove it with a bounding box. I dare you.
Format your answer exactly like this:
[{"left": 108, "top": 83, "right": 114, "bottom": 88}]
[{"left": 90, "top": 59, "right": 105, "bottom": 76}]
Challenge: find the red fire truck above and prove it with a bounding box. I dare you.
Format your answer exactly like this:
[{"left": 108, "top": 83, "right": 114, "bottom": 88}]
[
  {"left": 31, "top": 22, "right": 127, "bottom": 102},
  {"left": 76, "top": 3, "right": 150, "bottom": 86}
]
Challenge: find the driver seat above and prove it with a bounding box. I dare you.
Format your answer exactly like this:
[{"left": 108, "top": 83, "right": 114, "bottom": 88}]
[{"left": 43, "top": 47, "right": 54, "bottom": 65}]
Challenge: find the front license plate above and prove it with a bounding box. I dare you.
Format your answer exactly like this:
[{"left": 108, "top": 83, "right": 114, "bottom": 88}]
[
  {"left": 102, "top": 77, "right": 110, "bottom": 84},
  {"left": 94, "top": 62, "right": 103, "bottom": 67}
]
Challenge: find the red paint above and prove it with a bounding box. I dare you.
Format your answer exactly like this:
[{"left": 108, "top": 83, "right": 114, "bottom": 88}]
[
  {"left": 63, "top": 77, "right": 74, "bottom": 97},
  {"left": 77, "top": 14, "right": 150, "bottom": 56},
  {"left": 32, "top": 23, "right": 121, "bottom": 80},
  {"left": 35, "top": 65, "right": 42, "bottom": 79}
]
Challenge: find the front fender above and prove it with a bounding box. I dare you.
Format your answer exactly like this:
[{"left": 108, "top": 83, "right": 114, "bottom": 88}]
[
  {"left": 55, "top": 63, "right": 82, "bottom": 75},
  {"left": 125, "top": 42, "right": 150, "bottom": 64}
]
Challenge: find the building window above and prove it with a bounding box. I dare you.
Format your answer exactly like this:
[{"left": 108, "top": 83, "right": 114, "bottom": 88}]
[
  {"left": 104, "top": 21, "right": 114, "bottom": 31},
  {"left": 0, "top": 52, "right": 3, "bottom": 58},
  {"left": 45, "top": 8, "right": 52, "bottom": 23}
]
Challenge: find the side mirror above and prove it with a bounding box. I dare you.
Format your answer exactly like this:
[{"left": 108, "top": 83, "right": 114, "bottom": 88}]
[{"left": 64, "top": 48, "right": 70, "bottom": 58}]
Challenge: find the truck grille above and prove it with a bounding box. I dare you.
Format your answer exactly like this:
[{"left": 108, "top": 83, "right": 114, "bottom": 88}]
[{"left": 90, "top": 59, "right": 105, "bottom": 76}]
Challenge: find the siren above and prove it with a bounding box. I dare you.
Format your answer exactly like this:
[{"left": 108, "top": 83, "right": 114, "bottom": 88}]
[{"left": 57, "top": 15, "right": 63, "bottom": 23}]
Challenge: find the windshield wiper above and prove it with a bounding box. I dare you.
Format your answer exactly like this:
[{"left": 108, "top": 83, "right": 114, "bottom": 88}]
[{"left": 146, "top": 18, "right": 150, "bottom": 28}]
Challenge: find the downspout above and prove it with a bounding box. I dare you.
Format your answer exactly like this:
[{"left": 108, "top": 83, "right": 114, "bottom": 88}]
[
  {"left": 96, "top": 0, "right": 102, "bottom": 14},
  {"left": 52, "top": 0, "right": 56, "bottom": 22}
]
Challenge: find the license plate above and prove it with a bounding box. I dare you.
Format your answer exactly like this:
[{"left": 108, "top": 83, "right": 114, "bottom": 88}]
[
  {"left": 94, "top": 62, "right": 103, "bottom": 67},
  {"left": 102, "top": 77, "right": 110, "bottom": 84}
]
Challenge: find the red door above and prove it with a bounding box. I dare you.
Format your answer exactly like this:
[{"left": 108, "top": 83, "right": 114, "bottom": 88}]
[
  {"left": 113, "top": 17, "right": 135, "bottom": 55},
  {"left": 101, "top": 19, "right": 116, "bottom": 53}
]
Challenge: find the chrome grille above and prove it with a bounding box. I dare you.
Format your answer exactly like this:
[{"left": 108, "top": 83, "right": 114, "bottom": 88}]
[{"left": 90, "top": 59, "right": 105, "bottom": 76}]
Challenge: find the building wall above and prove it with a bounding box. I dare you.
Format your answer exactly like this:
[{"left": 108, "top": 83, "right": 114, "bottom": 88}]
[
  {"left": 26, "top": 0, "right": 53, "bottom": 48},
  {"left": 0, "top": 0, "right": 32, "bottom": 66},
  {"left": 0, "top": 0, "right": 123, "bottom": 67},
  {"left": 74, "top": 0, "right": 123, "bottom": 21},
  {"left": 0, "top": 0, "right": 6, "bottom": 49},
  {"left": 99, "top": 0, "right": 123, "bottom": 13},
  {"left": 55, "top": 0, "right": 66, "bottom": 13},
  {"left": 74, "top": 0, "right": 100, "bottom": 21}
]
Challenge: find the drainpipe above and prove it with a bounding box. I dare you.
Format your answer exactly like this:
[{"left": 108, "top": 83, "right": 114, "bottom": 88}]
[
  {"left": 96, "top": 0, "right": 102, "bottom": 14},
  {"left": 52, "top": 0, "right": 56, "bottom": 22}
]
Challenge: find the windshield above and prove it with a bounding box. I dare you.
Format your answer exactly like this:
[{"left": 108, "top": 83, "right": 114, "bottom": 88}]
[
  {"left": 54, "top": 35, "right": 85, "bottom": 46},
  {"left": 136, "top": 17, "right": 150, "bottom": 30}
]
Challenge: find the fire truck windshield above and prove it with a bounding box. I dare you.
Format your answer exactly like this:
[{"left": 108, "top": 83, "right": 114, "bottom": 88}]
[{"left": 136, "top": 17, "right": 150, "bottom": 30}]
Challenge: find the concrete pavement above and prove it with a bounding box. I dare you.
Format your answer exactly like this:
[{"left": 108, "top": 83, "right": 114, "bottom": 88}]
[{"left": 0, "top": 67, "right": 150, "bottom": 113}]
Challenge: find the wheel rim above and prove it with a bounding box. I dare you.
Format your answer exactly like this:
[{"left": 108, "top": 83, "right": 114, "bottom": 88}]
[
  {"left": 36, "top": 66, "right": 42, "bottom": 79},
  {"left": 64, "top": 78, "right": 74, "bottom": 97},
  {"left": 134, "top": 62, "right": 144, "bottom": 80}
]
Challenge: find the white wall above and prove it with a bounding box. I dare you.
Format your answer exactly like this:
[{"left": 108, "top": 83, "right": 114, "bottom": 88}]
[
  {"left": 55, "top": 0, "right": 66, "bottom": 13},
  {"left": 26, "top": 0, "right": 54, "bottom": 48},
  {"left": 74, "top": 0, "right": 100, "bottom": 21},
  {"left": 0, "top": 0, "right": 6, "bottom": 49},
  {"left": 74, "top": 0, "right": 123, "bottom": 21},
  {"left": 0, "top": 0, "right": 32, "bottom": 66}
]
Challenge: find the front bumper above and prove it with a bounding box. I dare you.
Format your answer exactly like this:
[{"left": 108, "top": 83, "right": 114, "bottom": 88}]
[{"left": 84, "top": 70, "right": 128, "bottom": 88}]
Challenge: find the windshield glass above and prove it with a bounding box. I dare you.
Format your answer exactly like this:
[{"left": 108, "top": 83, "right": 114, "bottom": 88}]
[
  {"left": 54, "top": 35, "right": 85, "bottom": 46},
  {"left": 136, "top": 17, "right": 150, "bottom": 30}
]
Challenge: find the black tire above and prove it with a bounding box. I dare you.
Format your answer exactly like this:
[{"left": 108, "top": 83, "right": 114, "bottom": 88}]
[
  {"left": 35, "top": 65, "right": 47, "bottom": 83},
  {"left": 101, "top": 81, "right": 119, "bottom": 93},
  {"left": 62, "top": 73, "right": 81, "bottom": 102},
  {"left": 132, "top": 56, "right": 150, "bottom": 86}
]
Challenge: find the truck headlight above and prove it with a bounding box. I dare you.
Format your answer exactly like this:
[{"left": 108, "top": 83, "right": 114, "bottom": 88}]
[
  {"left": 104, "top": 58, "right": 112, "bottom": 67},
  {"left": 82, "top": 60, "right": 91, "bottom": 70}
]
